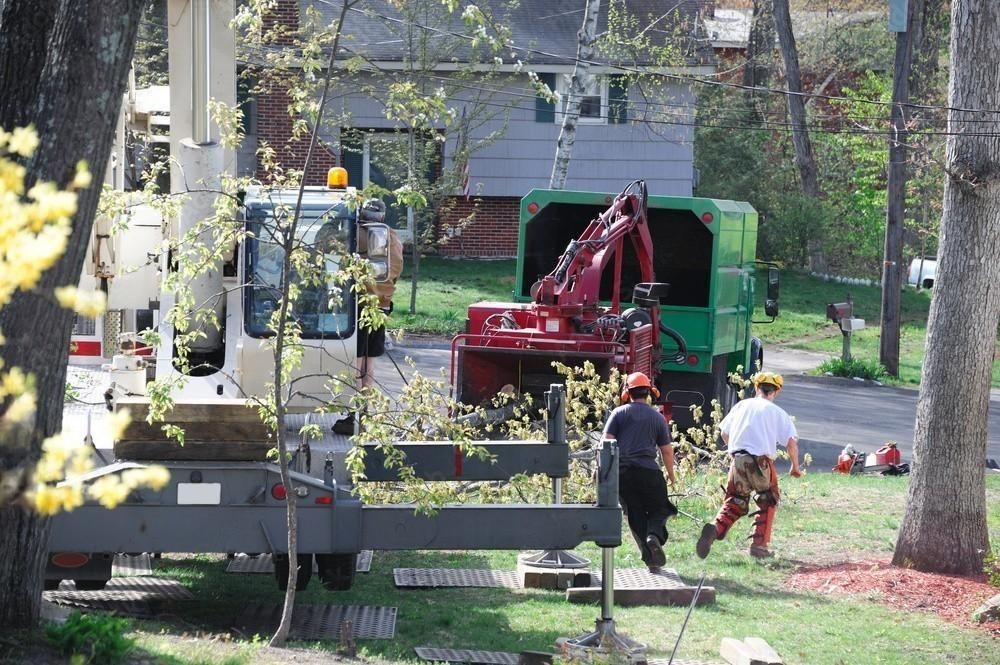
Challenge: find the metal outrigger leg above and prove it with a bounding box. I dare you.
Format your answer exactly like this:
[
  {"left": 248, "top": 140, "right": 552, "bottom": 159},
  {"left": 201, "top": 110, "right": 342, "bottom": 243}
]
[
  {"left": 562, "top": 439, "right": 647, "bottom": 663},
  {"left": 519, "top": 385, "right": 591, "bottom": 570}
]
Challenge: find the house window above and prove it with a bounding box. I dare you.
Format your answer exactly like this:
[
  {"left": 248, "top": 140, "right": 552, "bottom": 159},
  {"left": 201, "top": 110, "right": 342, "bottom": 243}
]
[
  {"left": 556, "top": 74, "right": 607, "bottom": 124},
  {"left": 341, "top": 129, "right": 443, "bottom": 242},
  {"left": 535, "top": 73, "right": 628, "bottom": 124}
]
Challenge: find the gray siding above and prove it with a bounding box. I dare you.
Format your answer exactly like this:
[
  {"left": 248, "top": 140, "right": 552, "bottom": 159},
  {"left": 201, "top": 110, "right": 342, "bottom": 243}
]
[{"left": 326, "top": 73, "right": 695, "bottom": 198}]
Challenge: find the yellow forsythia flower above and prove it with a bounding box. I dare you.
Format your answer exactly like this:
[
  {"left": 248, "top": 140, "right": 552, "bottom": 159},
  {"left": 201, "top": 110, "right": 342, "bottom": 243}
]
[
  {"left": 72, "top": 161, "right": 92, "bottom": 189},
  {"left": 8, "top": 126, "right": 39, "bottom": 157},
  {"left": 54, "top": 286, "right": 106, "bottom": 318}
]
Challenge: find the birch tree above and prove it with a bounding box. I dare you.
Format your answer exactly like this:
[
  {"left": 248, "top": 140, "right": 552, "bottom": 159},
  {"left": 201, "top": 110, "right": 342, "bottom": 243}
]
[
  {"left": 892, "top": 0, "right": 997, "bottom": 575},
  {"left": 549, "top": 0, "right": 600, "bottom": 190}
]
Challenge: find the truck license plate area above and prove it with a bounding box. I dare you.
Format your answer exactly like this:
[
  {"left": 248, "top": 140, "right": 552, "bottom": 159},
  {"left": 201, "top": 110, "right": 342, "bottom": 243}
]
[{"left": 177, "top": 482, "right": 221, "bottom": 505}]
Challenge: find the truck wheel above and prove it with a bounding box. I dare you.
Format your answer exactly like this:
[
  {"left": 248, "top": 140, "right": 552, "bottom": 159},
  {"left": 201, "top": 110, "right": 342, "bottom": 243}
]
[
  {"left": 74, "top": 579, "right": 109, "bottom": 591},
  {"left": 273, "top": 554, "right": 313, "bottom": 591},
  {"left": 713, "top": 359, "right": 738, "bottom": 416},
  {"left": 316, "top": 553, "right": 356, "bottom": 591}
]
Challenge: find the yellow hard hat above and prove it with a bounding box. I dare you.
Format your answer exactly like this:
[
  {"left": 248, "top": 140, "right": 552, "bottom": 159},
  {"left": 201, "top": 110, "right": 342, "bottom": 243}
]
[{"left": 752, "top": 371, "right": 784, "bottom": 389}]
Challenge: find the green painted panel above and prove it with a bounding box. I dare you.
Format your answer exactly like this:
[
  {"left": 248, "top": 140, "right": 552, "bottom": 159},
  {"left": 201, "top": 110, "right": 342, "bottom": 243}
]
[
  {"left": 659, "top": 307, "right": 712, "bottom": 353},
  {"left": 715, "top": 267, "right": 742, "bottom": 308},
  {"left": 714, "top": 307, "right": 739, "bottom": 355}
]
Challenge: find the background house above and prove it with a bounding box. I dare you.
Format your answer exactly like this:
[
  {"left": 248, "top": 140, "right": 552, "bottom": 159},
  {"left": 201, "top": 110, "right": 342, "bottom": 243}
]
[{"left": 242, "top": 0, "right": 717, "bottom": 257}]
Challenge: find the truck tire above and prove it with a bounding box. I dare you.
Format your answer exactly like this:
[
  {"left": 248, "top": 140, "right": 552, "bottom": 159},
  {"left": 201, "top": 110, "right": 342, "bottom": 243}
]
[
  {"left": 74, "top": 579, "right": 109, "bottom": 591},
  {"left": 712, "top": 357, "right": 738, "bottom": 417},
  {"left": 745, "top": 337, "right": 764, "bottom": 398},
  {"left": 274, "top": 554, "right": 313, "bottom": 591},
  {"left": 316, "top": 553, "right": 356, "bottom": 591}
]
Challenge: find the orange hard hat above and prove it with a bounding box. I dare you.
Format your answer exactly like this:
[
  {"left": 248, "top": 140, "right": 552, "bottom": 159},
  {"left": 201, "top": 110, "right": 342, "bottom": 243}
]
[{"left": 620, "top": 371, "right": 660, "bottom": 402}]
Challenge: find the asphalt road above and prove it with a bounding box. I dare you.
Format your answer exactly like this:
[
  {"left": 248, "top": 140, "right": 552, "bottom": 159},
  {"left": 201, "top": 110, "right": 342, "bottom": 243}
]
[{"left": 378, "top": 340, "right": 1000, "bottom": 473}]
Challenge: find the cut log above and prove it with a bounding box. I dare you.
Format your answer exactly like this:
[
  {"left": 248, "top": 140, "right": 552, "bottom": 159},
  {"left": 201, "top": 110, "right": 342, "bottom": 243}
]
[
  {"left": 720, "top": 636, "right": 783, "bottom": 665},
  {"left": 743, "top": 637, "right": 782, "bottom": 664}
]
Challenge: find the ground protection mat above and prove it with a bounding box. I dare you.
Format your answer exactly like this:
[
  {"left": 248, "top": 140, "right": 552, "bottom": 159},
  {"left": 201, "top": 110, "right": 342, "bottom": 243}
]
[
  {"left": 225, "top": 551, "right": 373, "bottom": 574},
  {"left": 233, "top": 603, "right": 397, "bottom": 641},
  {"left": 393, "top": 568, "right": 522, "bottom": 589},
  {"left": 43, "top": 577, "right": 193, "bottom": 616}
]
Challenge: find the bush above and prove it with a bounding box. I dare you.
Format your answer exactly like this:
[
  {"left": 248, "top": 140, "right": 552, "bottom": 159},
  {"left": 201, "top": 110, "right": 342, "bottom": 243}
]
[
  {"left": 46, "top": 612, "right": 134, "bottom": 664},
  {"left": 986, "top": 547, "right": 1000, "bottom": 588},
  {"left": 818, "top": 357, "right": 888, "bottom": 382}
]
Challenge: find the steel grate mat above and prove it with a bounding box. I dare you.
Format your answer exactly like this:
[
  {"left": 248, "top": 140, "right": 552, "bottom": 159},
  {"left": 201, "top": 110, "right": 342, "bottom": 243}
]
[
  {"left": 46, "top": 577, "right": 194, "bottom": 601},
  {"left": 415, "top": 647, "right": 520, "bottom": 665},
  {"left": 44, "top": 577, "right": 193, "bottom": 616},
  {"left": 394, "top": 568, "right": 522, "bottom": 589},
  {"left": 112, "top": 553, "right": 153, "bottom": 577},
  {"left": 225, "top": 552, "right": 373, "bottom": 574},
  {"left": 234, "top": 603, "right": 397, "bottom": 641},
  {"left": 355, "top": 549, "right": 373, "bottom": 572},
  {"left": 587, "top": 567, "right": 691, "bottom": 590}
]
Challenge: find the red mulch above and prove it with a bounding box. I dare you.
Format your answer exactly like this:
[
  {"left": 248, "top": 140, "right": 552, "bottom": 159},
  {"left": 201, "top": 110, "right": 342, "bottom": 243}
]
[{"left": 787, "top": 558, "right": 1000, "bottom": 637}]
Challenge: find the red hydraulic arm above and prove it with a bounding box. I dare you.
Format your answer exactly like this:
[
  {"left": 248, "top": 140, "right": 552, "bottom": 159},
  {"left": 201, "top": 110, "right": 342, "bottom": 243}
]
[{"left": 532, "top": 180, "right": 654, "bottom": 310}]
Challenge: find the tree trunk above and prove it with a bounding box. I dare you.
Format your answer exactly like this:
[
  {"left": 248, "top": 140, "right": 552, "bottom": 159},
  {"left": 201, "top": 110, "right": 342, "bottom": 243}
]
[
  {"left": 0, "top": 0, "right": 144, "bottom": 628},
  {"left": 549, "top": 0, "right": 599, "bottom": 190},
  {"left": 742, "top": 0, "right": 775, "bottom": 118},
  {"left": 909, "top": 0, "right": 948, "bottom": 103},
  {"left": 892, "top": 0, "right": 999, "bottom": 575},
  {"left": 772, "top": 0, "right": 824, "bottom": 272}
]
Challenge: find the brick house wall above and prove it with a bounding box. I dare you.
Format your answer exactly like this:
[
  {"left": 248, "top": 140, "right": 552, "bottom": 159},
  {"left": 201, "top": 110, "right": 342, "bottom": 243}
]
[
  {"left": 255, "top": 0, "right": 337, "bottom": 186},
  {"left": 437, "top": 197, "right": 520, "bottom": 258}
]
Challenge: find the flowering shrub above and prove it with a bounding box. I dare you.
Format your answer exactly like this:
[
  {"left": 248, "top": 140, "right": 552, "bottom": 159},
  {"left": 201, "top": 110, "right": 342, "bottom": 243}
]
[{"left": 0, "top": 125, "right": 169, "bottom": 514}]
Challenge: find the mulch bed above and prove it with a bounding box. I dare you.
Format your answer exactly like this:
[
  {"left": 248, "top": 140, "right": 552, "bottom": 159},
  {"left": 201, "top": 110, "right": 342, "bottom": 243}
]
[{"left": 787, "top": 558, "right": 1000, "bottom": 637}]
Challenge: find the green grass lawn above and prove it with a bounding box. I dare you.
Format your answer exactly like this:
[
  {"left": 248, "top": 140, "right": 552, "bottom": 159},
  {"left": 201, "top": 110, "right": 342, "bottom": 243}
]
[
  {"left": 389, "top": 257, "right": 1000, "bottom": 387},
  {"left": 113, "top": 473, "right": 1000, "bottom": 665}
]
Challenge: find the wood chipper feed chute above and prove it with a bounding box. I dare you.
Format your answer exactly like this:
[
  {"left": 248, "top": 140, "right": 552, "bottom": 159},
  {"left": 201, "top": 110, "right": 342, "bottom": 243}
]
[
  {"left": 451, "top": 180, "right": 666, "bottom": 408},
  {"left": 451, "top": 321, "right": 656, "bottom": 406}
]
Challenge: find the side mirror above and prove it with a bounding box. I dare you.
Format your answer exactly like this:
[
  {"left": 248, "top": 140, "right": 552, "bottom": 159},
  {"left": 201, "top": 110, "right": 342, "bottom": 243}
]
[
  {"left": 767, "top": 266, "right": 779, "bottom": 301},
  {"left": 765, "top": 266, "right": 779, "bottom": 317}
]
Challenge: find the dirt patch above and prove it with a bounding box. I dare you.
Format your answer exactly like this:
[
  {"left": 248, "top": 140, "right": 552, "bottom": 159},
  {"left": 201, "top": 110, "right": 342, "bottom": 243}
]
[{"left": 787, "top": 558, "right": 1000, "bottom": 636}]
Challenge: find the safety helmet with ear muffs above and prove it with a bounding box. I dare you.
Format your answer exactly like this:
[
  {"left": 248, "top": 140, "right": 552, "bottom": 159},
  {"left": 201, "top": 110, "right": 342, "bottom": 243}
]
[
  {"left": 359, "top": 197, "right": 387, "bottom": 223},
  {"left": 620, "top": 371, "right": 660, "bottom": 403}
]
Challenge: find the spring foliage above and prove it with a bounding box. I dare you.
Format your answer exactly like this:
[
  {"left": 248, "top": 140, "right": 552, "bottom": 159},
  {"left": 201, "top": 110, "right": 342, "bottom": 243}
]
[{"left": 0, "top": 125, "right": 169, "bottom": 514}]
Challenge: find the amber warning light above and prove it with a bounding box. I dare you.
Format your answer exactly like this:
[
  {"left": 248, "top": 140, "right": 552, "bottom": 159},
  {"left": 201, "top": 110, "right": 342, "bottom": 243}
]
[{"left": 327, "top": 167, "right": 348, "bottom": 188}]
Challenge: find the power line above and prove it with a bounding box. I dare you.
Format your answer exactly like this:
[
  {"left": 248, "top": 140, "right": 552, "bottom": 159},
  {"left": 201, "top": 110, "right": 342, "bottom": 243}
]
[{"left": 323, "top": 0, "right": 1000, "bottom": 117}]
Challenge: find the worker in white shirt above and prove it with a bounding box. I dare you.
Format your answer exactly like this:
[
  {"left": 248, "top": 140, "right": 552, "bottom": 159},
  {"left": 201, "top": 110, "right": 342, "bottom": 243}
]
[{"left": 696, "top": 372, "right": 800, "bottom": 559}]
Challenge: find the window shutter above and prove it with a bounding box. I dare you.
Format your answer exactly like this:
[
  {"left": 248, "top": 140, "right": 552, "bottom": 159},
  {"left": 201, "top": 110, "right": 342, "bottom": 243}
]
[
  {"left": 609, "top": 75, "right": 629, "bottom": 124},
  {"left": 535, "top": 72, "right": 556, "bottom": 123}
]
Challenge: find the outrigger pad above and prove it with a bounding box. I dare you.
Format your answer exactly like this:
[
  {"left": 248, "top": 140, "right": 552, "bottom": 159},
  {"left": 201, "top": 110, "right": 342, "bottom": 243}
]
[{"left": 114, "top": 397, "right": 272, "bottom": 461}]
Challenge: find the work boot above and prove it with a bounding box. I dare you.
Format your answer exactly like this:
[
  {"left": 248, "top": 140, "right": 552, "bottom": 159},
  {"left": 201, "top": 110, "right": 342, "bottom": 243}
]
[
  {"left": 749, "top": 545, "right": 773, "bottom": 559},
  {"left": 647, "top": 565, "right": 662, "bottom": 575},
  {"left": 696, "top": 523, "right": 717, "bottom": 559},
  {"left": 645, "top": 535, "right": 666, "bottom": 568}
]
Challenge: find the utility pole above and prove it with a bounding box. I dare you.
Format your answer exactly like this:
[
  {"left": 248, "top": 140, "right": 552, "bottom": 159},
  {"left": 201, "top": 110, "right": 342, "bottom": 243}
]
[{"left": 879, "top": 0, "right": 914, "bottom": 377}]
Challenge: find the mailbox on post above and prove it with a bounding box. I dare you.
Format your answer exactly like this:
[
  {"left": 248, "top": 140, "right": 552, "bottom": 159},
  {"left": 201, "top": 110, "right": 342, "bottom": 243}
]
[
  {"left": 827, "top": 296, "right": 865, "bottom": 362},
  {"left": 827, "top": 302, "right": 853, "bottom": 324}
]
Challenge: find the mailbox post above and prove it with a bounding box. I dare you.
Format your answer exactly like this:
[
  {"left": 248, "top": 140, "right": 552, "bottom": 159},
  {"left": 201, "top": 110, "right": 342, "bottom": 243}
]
[{"left": 826, "top": 295, "right": 865, "bottom": 363}]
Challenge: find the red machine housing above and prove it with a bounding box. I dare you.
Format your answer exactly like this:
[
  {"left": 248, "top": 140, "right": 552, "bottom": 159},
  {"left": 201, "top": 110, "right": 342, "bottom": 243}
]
[{"left": 452, "top": 181, "right": 662, "bottom": 406}]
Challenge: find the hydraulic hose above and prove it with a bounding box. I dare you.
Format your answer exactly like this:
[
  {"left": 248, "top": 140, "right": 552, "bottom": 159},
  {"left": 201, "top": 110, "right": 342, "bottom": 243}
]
[{"left": 660, "top": 322, "right": 688, "bottom": 364}]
